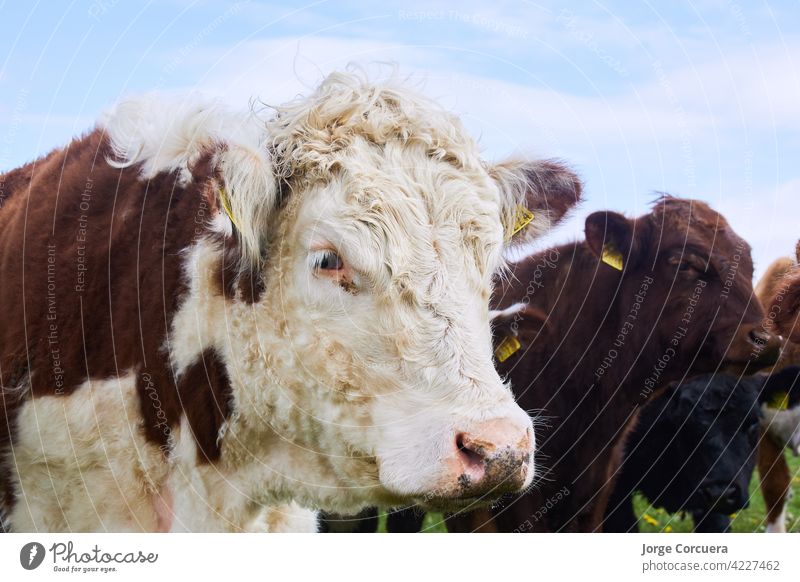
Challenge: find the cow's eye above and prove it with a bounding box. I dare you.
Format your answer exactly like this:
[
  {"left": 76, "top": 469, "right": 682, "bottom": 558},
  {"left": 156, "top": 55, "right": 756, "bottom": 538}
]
[
  {"left": 309, "top": 248, "right": 358, "bottom": 292},
  {"left": 668, "top": 253, "right": 706, "bottom": 275},
  {"left": 311, "top": 249, "right": 344, "bottom": 271}
]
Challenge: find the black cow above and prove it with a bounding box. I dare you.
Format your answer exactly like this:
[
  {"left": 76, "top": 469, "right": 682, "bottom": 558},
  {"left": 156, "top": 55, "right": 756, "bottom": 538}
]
[{"left": 603, "top": 367, "right": 800, "bottom": 532}]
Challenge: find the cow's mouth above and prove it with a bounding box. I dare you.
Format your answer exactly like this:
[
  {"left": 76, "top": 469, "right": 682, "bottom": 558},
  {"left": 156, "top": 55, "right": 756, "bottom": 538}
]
[
  {"left": 413, "top": 459, "right": 531, "bottom": 512},
  {"left": 414, "top": 486, "right": 511, "bottom": 513}
]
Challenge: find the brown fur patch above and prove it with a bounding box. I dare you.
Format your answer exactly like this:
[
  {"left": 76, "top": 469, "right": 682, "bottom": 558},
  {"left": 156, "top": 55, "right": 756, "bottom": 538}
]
[
  {"left": 757, "top": 431, "right": 791, "bottom": 526},
  {"left": 177, "top": 349, "right": 234, "bottom": 463}
]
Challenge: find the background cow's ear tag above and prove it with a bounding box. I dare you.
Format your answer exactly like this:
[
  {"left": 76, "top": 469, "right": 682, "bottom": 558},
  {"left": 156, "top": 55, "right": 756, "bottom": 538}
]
[
  {"left": 601, "top": 242, "right": 624, "bottom": 271},
  {"left": 509, "top": 206, "right": 535, "bottom": 240},
  {"left": 768, "top": 390, "right": 790, "bottom": 411},
  {"left": 219, "top": 187, "right": 239, "bottom": 231},
  {"left": 495, "top": 335, "right": 522, "bottom": 362}
]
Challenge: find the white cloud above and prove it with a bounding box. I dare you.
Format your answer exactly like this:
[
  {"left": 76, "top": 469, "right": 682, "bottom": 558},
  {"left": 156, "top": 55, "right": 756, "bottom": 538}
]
[
  {"left": 181, "top": 36, "right": 712, "bottom": 149},
  {"left": 179, "top": 34, "right": 800, "bottom": 152},
  {"left": 634, "top": 41, "right": 800, "bottom": 131}
]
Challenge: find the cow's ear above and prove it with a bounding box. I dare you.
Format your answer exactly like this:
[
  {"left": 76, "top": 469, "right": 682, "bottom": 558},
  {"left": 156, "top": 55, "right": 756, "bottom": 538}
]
[
  {"left": 490, "top": 303, "right": 548, "bottom": 363},
  {"left": 104, "top": 95, "right": 279, "bottom": 269},
  {"left": 206, "top": 142, "right": 279, "bottom": 269},
  {"left": 491, "top": 159, "right": 582, "bottom": 247},
  {"left": 584, "top": 211, "right": 639, "bottom": 273}
]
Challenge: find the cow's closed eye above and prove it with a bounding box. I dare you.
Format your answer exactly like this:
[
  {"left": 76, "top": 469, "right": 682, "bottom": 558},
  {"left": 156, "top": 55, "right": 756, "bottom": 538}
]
[{"left": 668, "top": 252, "right": 708, "bottom": 276}]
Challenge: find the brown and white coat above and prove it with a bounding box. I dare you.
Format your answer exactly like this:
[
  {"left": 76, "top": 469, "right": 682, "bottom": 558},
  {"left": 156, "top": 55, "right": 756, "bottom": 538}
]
[{"left": 0, "top": 73, "right": 582, "bottom": 532}]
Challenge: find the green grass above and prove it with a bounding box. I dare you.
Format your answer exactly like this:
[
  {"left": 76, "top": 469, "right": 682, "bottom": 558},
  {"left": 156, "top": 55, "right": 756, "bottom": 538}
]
[
  {"left": 376, "top": 455, "right": 800, "bottom": 532},
  {"left": 376, "top": 511, "right": 448, "bottom": 533}
]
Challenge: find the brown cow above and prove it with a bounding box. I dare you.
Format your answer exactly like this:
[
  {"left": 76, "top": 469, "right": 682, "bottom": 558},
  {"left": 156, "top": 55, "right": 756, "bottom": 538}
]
[
  {"left": 447, "top": 196, "right": 780, "bottom": 532},
  {"left": 759, "top": 248, "right": 800, "bottom": 532}
]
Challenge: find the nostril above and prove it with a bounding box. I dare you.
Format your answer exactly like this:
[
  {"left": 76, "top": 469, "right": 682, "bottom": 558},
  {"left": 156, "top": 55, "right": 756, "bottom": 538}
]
[
  {"left": 456, "top": 434, "right": 485, "bottom": 465},
  {"left": 748, "top": 328, "right": 769, "bottom": 346},
  {"left": 725, "top": 486, "right": 740, "bottom": 504},
  {"left": 456, "top": 433, "right": 486, "bottom": 474}
]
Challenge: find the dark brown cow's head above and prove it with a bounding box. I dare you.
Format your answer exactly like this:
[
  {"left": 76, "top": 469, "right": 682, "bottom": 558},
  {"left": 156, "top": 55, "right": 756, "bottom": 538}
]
[
  {"left": 583, "top": 195, "right": 780, "bottom": 373},
  {"left": 475, "top": 196, "right": 777, "bottom": 533}
]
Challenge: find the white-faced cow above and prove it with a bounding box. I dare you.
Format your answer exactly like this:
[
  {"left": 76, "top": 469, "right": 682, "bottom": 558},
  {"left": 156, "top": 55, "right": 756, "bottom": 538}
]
[{"left": 0, "top": 72, "right": 582, "bottom": 532}]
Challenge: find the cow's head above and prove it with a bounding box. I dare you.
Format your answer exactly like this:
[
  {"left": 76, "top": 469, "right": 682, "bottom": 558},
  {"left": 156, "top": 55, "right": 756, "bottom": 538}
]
[
  {"left": 766, "top": 241, "right": 800, "bottom": 342},
  {"left": 642, "top": 377, "right": 761, "bottom": 515},
  {"left": 141, "top": 73, "right": 581, "bottom": 511},
  {"left": 584, "top": 196, "right": 780, "bottom": 374}
]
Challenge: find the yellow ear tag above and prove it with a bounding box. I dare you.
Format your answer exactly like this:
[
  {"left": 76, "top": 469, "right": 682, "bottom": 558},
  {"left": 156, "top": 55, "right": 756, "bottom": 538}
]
[
  {"left": 768, "top": 390, "right": 790, "bottom": 411},
  {"left": 509, "top": 206, "right": 535, "bottom": 239},
  {"left": 495, "top": 335, "right": 522, "bottom": 362},
  {"left": 219, "top": 187, "right": 240, "bottom": 231},
  {"left": 601, "top": 243, "right": 624, "bottom": 271}
]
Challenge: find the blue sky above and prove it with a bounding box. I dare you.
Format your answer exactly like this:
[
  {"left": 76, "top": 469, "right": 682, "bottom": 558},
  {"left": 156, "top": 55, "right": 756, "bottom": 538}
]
[{"left": 1, "top": 0, "right": 798, "bottom": 275}]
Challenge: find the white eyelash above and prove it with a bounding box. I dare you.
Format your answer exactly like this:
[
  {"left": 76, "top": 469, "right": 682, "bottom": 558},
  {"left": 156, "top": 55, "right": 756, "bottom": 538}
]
[{"left": 308, "top": 249, "right": 338, "bottom": 270}]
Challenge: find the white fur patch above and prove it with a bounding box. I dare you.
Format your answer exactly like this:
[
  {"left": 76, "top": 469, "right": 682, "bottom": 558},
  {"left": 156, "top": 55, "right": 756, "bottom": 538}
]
[
  {"left": 489, "top": 303, "right": 527, "bottom": 321},
  {"left": 7, "top": 369, "right": 318, "bottom": 533},
  {"left": 8, "top": 374, "right": 168, "bottom": 532},
  {"left": 248, "top": 503, "right": 318, "bottom": 533},
  {"left": 766, "top": 503, "right": 787, "bottom": 533},
  {"left": 102, "top": 95, "right": 265, "bottom": 184}
]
